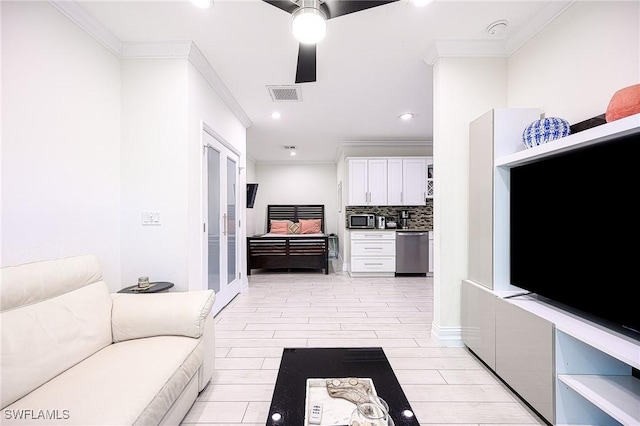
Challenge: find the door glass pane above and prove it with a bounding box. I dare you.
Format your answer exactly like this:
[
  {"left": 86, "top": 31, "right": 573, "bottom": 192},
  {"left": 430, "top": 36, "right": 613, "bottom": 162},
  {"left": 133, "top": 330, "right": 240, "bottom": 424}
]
[
  {"left": 226, "top": 157, "right": 237, "bottom": 284},
  {"left": 207, "top": 147, "right": 221, "bottom": 292}
]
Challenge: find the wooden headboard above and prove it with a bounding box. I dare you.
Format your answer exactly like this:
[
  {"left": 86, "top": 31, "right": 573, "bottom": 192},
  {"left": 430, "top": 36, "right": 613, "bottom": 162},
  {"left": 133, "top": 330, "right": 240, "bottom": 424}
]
[{"left": 267, "top": 205, "right": 325, "bottom": 232}]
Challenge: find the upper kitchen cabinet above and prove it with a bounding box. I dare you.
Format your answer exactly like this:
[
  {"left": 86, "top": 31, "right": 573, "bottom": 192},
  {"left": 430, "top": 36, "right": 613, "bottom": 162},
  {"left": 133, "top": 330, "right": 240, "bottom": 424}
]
[
  {"left": 347, "top": 158, "right": 387, "bottom": 205},
  {"left": 388, "top": 157, "right": 429, "bottom": 206},
  {"left": 426, "top": 159, "right": 434, "bottom": 199}
]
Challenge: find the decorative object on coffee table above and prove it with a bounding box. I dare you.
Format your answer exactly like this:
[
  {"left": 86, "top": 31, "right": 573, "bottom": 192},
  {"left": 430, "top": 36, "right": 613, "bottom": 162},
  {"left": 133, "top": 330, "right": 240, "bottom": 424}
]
[
  {"left": 605, "top": 83, "right": 640, "bottom": 122},
  {"left": 326, "top": 377, "right": 373, "bottom": 405},
  {"left": 522, "top": 116, "right": 571, "bottom": 148}
]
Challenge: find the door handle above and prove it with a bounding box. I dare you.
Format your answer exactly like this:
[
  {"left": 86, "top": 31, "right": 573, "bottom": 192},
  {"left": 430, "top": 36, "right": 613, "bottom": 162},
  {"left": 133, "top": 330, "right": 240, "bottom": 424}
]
[{"left": 223, "top": 213, "right": 227, "bottom": 236}]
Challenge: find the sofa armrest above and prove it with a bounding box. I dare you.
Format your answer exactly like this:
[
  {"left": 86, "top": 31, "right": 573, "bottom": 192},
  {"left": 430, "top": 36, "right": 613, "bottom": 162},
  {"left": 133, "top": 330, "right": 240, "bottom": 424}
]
[{"left": 110, "top": 290, "right": 215, "bottom": 343}]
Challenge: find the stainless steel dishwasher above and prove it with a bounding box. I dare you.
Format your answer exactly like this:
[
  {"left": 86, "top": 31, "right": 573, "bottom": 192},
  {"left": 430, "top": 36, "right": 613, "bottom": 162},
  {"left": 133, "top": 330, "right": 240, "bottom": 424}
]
[{"left": 395, "top": 231, "right": 429, "bottom": 275}]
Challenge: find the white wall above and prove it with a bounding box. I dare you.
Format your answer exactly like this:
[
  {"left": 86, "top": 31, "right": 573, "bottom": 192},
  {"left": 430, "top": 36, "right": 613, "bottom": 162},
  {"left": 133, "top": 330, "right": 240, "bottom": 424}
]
[
  {"left": 186, "top": 62, "right": 247, "bottom": 290},
  {"left": 119, "top": 57, "right": 247, "bottom": 293},
  {"left": 253, "top": 163, "right": 337, "bottom": 235},
  {"left": 1, "top": 1, "right": 122, "bottom": 287},
  {"left": 432, "top": 57, "right": 507, "bottom": 345},
  {"left": 508, "top": 2, "right": 640, "bottom": 123},
  {"left": 120, "top": 59, "right": 190, "bottom": 290},
  {"left": 1, "top": 2, "right": 248, "bottom": 294}
]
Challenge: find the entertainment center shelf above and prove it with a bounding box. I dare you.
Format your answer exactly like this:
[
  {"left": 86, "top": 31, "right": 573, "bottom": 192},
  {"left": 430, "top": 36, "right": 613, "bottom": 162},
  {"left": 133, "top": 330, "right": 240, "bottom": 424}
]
[
  {"left": 557, "top": 375, "right": 640, "bottom": 426},
  {"left": 464, "top": 109, "right": 640, "bottom": 425},
  {"left": 510, "top": 296, "right": 640, "bottom": 425},
  {"left": 496, "top": 112, "right": 640, "bottom": 167}
]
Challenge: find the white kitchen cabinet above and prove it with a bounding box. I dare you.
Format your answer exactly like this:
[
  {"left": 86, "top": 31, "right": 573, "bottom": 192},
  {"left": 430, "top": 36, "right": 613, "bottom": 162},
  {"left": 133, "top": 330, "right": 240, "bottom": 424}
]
[
  {"left": 349, "top": 231, "right": 395, "bottom": 277},
  {"left": 428, "top": 231, "right": 433, "bottom": 273},
  {"left": 387, "top": 158, "right": 428, "bottom": 206},
  {"left": 387, "top": 159, "right": 403, "bottom": 205},
  {"left": 426, "top": 159, "right": 434, "bottom": 199},
  {"left": 347, "top": 158, "right": 387, "bottom": 205}
]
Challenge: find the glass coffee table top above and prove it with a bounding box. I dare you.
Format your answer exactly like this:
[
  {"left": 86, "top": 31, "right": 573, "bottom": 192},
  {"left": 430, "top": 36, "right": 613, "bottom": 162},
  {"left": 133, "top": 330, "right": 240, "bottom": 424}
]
[{"left": 266, "top": 347, "right": 420, "bottom": 425}]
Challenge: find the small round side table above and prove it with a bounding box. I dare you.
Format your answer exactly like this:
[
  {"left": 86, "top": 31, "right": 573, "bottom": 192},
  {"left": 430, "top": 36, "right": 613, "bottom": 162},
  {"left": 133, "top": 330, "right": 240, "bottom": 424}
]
[{"left": 117, "top": 281, "right": 174, "bottom": 294}]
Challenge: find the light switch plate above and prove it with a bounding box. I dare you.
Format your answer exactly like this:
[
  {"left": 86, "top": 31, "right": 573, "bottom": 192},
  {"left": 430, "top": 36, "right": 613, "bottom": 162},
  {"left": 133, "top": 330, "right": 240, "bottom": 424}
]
[{"left": 142, "top": 211, "right": 161, "bottom": 225}]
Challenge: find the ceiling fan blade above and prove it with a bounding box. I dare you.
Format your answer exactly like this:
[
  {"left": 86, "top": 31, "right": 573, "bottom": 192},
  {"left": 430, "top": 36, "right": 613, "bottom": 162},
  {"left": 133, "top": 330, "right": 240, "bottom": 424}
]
[
  {"left": 295, "top": 43, "right": 317, "bottom": 84},
  {"left": 262, "top": 0, "right": 298, "bottom": 14},
  {"left": 323, "top": 0, "right": 398, "bottom": 19}
]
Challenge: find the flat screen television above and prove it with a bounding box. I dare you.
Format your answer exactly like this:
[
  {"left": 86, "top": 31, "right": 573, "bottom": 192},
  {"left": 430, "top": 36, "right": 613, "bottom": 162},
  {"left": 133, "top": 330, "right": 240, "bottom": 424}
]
[
  {"left": 246, "top": 183, "right": 258, "bottom": 208},
  {"left": 510, "top": 130, "right": 639, "bottom": 340}
]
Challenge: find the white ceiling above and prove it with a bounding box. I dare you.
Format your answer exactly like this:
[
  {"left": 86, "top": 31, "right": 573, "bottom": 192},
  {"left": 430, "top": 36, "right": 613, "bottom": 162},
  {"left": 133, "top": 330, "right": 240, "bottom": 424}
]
[{"left": 75, "top": 0, "right": 569, "bottom": 163}]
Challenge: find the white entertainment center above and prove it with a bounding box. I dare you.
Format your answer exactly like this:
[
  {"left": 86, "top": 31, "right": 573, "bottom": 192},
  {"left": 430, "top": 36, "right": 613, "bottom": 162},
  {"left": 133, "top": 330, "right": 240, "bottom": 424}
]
[{"left": 463, "top": 109, "right": 640, "bottom": 425}]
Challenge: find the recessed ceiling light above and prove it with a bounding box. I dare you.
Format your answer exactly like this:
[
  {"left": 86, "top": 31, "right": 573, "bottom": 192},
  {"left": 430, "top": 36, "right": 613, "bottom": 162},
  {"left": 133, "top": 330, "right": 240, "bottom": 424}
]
[
  {"left": 271, "top": 112, "right": 281, "bottom": 119},
  {"left": 289, "top": 151, "right": 297, "bottom": 156},
  {"left": 411, "top": 0, "right": 434, "bottom": 7},
  {"left": 399, "top": 113, "right": 414, "bottom": 120},
  {"left": 190, "top": 0, "right": 213, "bottom": 8}
]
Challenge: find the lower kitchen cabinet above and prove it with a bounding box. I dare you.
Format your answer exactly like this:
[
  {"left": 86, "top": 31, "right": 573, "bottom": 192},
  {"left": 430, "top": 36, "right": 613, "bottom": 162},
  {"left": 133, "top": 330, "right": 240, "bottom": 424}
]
[{"left": 349, "top": 231, "right": 395, "bottom": 277}]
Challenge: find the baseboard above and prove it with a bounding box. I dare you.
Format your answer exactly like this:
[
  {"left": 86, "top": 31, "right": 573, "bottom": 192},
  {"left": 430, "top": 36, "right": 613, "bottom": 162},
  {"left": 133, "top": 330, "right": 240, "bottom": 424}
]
[{"left": 430, "top": 321, "right": 464, "bottom": 347}]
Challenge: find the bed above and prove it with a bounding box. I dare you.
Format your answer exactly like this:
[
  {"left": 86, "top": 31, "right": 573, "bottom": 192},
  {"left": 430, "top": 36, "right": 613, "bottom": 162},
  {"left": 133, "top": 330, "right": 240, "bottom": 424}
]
[{"left": 247, "top": 205, "right": 329, "bottom": 275}]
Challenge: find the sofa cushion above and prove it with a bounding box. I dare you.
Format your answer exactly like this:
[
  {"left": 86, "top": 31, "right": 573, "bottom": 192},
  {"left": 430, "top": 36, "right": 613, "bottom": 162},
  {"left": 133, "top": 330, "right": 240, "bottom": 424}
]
[
  {"left": 3, "top": 335, "right": 204, "bottom": 425},
  {"left": 111, "top": 290, "right": 215, "bottom": 342},
  {"left": 1, "top": 254, "right": 103, "bottom": 312},
  {"left": 1, "top": 281, "right": 113, "bottom": 409},
  {"left": 1, "top": 254, "right": 113, "bottom": 408}
]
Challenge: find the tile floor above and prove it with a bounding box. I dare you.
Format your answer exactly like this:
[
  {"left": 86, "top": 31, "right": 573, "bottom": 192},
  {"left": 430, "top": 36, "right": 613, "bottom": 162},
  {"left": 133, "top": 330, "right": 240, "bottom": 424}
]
[{"left": 182, "top": 262, "right": 546, "bottom": 425}]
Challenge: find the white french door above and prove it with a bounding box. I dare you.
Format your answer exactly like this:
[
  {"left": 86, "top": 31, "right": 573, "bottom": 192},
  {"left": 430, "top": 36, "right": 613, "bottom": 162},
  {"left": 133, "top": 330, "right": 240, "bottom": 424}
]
[{"left": 203, "top": 130, "right": 240, "bottom": 315}]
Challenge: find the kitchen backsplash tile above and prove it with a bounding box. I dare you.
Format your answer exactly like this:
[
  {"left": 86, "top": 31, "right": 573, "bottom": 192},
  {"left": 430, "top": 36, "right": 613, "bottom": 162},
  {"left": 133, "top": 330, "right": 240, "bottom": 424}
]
[{"left": 345, "top": 200, "right": 433, "bottom": 230}]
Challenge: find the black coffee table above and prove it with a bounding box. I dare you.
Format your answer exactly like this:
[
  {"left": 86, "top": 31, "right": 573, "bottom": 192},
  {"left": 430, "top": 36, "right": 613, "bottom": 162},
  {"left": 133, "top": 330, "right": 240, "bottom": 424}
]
[{"left": 266, "top": 347, "right": 420, "bottom": 425}]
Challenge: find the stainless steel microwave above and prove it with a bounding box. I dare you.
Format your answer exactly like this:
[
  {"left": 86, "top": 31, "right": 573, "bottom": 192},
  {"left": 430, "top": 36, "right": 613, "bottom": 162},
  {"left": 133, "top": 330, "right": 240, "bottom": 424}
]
[{"left": 348, "top": 214, "right": 375, "bottom": 229}]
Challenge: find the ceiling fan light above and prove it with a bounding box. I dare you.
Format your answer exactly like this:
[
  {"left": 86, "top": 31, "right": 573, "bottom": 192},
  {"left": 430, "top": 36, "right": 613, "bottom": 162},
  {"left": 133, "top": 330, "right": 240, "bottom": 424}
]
[{"left": 291, "top": 6, "right": 326, "bottom": 44}]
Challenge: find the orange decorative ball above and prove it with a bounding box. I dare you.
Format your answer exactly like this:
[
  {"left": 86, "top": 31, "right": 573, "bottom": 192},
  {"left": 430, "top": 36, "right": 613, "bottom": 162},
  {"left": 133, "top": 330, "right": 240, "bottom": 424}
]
[{"left": 605, "top": 83, "right": 640, "bottom": 122}]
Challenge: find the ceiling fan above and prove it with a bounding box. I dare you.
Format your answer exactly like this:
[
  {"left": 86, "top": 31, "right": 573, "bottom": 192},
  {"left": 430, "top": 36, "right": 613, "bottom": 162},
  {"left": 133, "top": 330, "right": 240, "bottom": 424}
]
[{"left": 263, "top": 0, "right": 399, "bottom": 83}]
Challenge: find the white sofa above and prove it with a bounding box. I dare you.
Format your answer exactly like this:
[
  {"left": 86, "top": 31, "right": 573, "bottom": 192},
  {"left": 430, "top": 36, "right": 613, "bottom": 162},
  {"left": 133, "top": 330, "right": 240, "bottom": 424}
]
[{"left": 1, "top": 254, "right": 215, "bottom": 425}]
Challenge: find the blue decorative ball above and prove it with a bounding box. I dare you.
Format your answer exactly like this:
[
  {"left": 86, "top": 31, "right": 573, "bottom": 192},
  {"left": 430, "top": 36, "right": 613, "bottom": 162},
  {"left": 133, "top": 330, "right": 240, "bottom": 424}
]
[{"left": 522, "top": 117, "right": 571, "bottom": 149}]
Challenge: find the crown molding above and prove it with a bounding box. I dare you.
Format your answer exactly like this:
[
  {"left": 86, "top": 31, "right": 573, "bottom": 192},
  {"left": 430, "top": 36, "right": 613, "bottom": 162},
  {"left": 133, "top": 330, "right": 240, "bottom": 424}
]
[
  {"left": 49, "top": 1, "right": 252, "bottom": 129},
  {"left": 505, "top": 1, "right": 574, "bottom": 53},
  {"left": 188, "top": 43, "right": 252, "bottom": 128},
  {"left": 341, "top": 140, "right": 432, "bottom": 147},
  {"left": 424, "top": 1, "right": 574, "bottom": 65},
  {"left": 49, "top": 0, "right": 122, "bottom": 56},
  {"left": 254, "top": 160, "right": 337, "bottom": 166},
  {"left": 120, "top": 41, "right": 192, "bottom": 59},
  {"left": 336, "top": 140, "right": 432, "bottom": 163},
  {"left": 424, "top": 39, "right": 507, "bottom": 65}
]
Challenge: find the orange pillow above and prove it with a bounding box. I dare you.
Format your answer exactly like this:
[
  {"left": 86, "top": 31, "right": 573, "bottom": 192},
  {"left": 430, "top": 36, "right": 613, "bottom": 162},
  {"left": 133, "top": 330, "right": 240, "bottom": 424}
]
[
  {"left": 300, "top": 219, "right": 322, "bottom": 234},
  {"left": 270, "top": 220, "right": 290, "bottom": 234}
]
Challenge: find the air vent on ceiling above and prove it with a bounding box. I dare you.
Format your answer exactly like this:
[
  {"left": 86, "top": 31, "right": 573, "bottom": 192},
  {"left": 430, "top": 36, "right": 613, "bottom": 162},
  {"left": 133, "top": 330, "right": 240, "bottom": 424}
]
[{"left": 268, "top": 85, "right": 302, "bottom": 102}]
